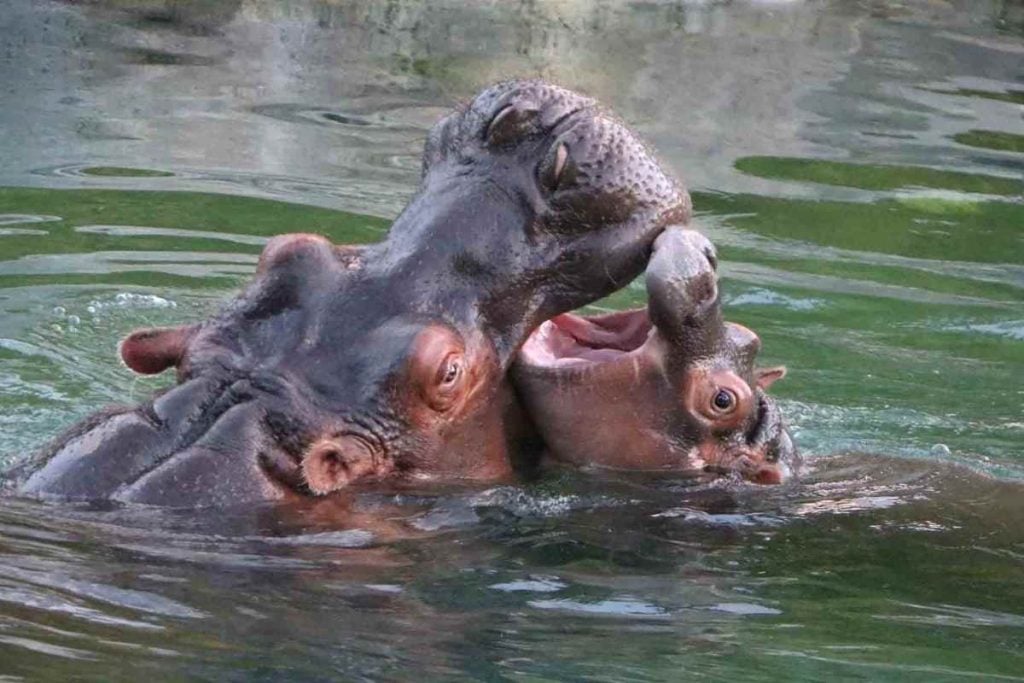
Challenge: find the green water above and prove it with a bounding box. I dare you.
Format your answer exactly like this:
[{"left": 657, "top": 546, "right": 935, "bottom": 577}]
[{"left": 0, "top": 0, "right": 1022, "bottom": 680}]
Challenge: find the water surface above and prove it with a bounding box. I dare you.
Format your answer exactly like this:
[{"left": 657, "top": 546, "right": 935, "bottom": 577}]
[{"left": 0, "top": 0, "right": 1021, "bottom": 680}]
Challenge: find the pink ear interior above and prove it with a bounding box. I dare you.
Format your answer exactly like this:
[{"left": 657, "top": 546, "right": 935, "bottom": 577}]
[
  {"left": 755, "top": 366, "right": 787, "bottom": 391},
  {"left": 119, "top": 325, "right": 196, "bottom": 375}
]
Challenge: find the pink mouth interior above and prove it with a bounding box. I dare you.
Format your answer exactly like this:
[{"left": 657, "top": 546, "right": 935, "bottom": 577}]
[{"left": 519, "top": 309, "right": 653, "bottom": 368}]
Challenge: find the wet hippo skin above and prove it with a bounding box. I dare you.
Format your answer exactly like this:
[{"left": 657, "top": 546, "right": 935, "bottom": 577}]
[
  {"left": 9, "top": 80, "right": 690, "bottom": 506},
  {"left": 513, "top": 228, "right": 796, "bottom": 484}
]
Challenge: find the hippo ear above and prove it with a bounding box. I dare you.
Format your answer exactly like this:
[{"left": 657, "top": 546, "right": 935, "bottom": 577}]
[
  {"left": 257, "top": 233, "right": 363, "bottom": 274},
  {"left": 755, "top": 366, "right": 787, "bottom": 391},
  {"left": 119, "top": 325, "right": 198, "bottom": 375},
  {"left": 302, "top": 437, "right": 391, "bottom": 495}
]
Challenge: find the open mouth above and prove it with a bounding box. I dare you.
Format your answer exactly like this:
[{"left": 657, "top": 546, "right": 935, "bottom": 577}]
[
  {"left": 518, "top": 309, "right": 654, "bottom": 369},
  {"left": 519, "top": 309, "right": 790, "bottom": 452}
]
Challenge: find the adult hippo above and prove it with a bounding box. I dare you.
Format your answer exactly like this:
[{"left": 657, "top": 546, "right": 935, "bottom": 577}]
[
  {"left": 7, "top": 80, "right": 690, "bottom": 506},
  {"left": 513, "top": 229, "right": 796, "bottom": 484}
]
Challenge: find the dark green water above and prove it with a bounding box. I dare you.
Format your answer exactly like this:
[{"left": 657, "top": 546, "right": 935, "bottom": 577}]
[{"left": 0, "top": 0, "right": 1021, "bottom": 680}]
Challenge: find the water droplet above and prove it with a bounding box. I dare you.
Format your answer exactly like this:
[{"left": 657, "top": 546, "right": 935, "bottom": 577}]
[
  {"left": 52, "top": 306, "right": 66, "bottom": 316},
  {"left": 930, "top": 444, "right": 951, "bottom": 457}
]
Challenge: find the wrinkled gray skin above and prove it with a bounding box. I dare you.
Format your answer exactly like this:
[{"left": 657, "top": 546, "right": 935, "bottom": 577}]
[
  {"left": 514, "top": 229, "right": 797, "bottom": 484},
  {"left": 8, "top": 80, "right": 690, "bottom": 507}
]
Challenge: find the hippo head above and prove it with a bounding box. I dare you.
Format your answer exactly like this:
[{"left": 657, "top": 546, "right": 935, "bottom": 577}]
[
  {"left": 514, "top": 229, "right": 796, "bottom": 485},
  {"left": 395, "top": 79, "right": 690, "bottom": 359},
  {"left": 17, "top": 80, "right": 690, "bottom": 506}
]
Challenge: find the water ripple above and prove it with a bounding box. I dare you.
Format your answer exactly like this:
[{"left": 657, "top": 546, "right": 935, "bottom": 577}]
[{"left": 76, "top": 225, "right": 269, "bottom": 247}]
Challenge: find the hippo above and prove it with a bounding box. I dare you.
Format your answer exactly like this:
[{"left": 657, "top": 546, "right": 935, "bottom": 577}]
[
  {"left": 512, "top": 228, "right": 796, "bottom": 484},
  {"left": 7, "top": 80, "right": 690, "bottom": 506}
]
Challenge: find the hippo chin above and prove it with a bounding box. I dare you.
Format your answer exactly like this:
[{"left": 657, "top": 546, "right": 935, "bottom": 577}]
[
  {"left": 513, "top": 229, "right": 796, "bottom": 485},
  {"left": 10, "top": 80, "right": 690, "bottom": 507}
]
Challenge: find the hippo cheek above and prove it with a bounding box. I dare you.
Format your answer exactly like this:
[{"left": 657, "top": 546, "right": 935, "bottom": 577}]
[
  {"left": 397, "top": 327, "right": 514, "bottom": 481},
  {"left": 421, "top": 384, "right": 513, "bottom": 480},
  {"left": 514, "top": 374, "right": 675, "bottom": 470}
]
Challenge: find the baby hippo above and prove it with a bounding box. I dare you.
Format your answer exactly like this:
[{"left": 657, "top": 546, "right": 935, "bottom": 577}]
[{"left": 513, "top": 229, "right": 796, "bottom": 484}]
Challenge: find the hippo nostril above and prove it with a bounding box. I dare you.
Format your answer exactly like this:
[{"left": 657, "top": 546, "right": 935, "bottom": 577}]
[
  {"left": 553, "top": 143, "right": 568, "bottom": 184},
  {"left": 485, "top": 104, "right": 538, "bottom": 146},
  {"left": 539, "top": 141, "right": 573, "bottom": 191},
  {"left": 485, "top": 104, "right": 515, "bottom": 139}
]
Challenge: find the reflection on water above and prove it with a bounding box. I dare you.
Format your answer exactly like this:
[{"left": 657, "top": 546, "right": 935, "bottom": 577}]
[
  {"left": 1, "top": 455, "right": 1023, "bottom": 680},
  {"left": 0, "top": 0, "right": 1021, "bottom": 679}
]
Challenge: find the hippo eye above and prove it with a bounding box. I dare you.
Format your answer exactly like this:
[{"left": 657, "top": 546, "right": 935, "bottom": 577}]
[
  {"left": 426, "top": 353, "right": 464, "bottom": 412},
  {"left": 439, "top": 356, "right": 462, "bottom": 387},
  {"left": 712, "top": 389, "right": 736, "bottom": 413},
  {"left": 414, "top": 327, "right": 467, "bottom": 413}
]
